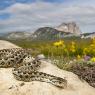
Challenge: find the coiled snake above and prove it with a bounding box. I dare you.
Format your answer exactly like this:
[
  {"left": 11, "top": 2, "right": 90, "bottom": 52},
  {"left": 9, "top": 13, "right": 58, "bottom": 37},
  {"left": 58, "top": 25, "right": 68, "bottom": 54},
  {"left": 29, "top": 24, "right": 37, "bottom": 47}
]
[{"left": 0, "top": 48, "right": 67, "bottom": 88}]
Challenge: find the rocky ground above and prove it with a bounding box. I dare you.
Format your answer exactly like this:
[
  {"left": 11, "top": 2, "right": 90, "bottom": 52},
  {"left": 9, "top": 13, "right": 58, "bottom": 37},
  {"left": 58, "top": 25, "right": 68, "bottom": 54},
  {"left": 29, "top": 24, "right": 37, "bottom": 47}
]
[
  {"left": 69, "top": 63, "right": 95, "bottom": 88},
  {"left": 0, "top": 40, "right": 95, "bottom": 95}
]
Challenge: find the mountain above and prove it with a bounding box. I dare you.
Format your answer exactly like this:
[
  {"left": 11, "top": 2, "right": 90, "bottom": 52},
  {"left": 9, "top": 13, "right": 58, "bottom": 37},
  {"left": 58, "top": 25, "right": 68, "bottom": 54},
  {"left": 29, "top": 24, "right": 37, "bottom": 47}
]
[
  {"left": 55, "top": 22, "right": 81, "bottom": 34},
  {"left": 81, "top": 32, "right": 95, "bottom": 39},
  {"left": 1, "top": 22, "right": 82, "bottom": 40},
  {"left": 32, "top": 22, "right": 82, "bottom": 40},
  {"left": 2, "top": 27, "right": 80, "bottom": 41},
  {"left": 32, "top": 27, "right": 78, "bottom": 40},
  {"left": 4, "top": 31, "right": 32, "bottom": 40}
]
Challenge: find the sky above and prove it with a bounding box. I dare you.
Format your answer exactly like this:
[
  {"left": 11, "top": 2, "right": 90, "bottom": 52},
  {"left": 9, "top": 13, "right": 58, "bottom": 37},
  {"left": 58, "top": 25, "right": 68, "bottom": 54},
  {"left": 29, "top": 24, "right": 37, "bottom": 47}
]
[{"left": 0, "top": 0, "right": 95, "bottom": 33}]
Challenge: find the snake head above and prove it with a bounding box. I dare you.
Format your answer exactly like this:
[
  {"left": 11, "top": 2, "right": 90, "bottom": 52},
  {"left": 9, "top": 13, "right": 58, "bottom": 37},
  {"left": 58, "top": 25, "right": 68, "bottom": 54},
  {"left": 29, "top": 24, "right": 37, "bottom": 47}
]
[{"left": 51, "top": 77, "right": 67, "bottom": 88}]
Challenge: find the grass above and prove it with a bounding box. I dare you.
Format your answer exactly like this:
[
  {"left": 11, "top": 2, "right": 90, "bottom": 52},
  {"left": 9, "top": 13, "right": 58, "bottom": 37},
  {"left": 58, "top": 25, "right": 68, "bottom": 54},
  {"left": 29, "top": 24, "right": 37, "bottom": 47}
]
[{"left": 7, "top": 38, "right": 92, "bottom": 56}]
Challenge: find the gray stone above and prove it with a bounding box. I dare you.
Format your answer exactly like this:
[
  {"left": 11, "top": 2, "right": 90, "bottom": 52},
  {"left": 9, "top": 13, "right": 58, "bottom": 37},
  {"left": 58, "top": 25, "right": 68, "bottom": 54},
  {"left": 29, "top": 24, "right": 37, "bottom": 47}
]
[{"left": 36, "top": 54, "right": 46, "bottom": 60}]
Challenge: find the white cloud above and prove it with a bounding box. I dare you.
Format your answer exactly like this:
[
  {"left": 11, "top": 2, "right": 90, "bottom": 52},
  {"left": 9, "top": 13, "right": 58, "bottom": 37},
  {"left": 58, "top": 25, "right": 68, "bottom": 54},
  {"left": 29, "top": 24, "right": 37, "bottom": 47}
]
[{"left": 0, "top": 1, "right": 95, "bottom": 33}]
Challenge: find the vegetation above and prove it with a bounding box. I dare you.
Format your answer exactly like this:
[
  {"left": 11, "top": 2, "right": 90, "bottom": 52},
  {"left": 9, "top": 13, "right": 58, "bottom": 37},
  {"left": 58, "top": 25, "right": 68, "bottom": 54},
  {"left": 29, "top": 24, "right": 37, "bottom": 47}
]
[{"left": 7, "top": 38, "right": 92, "bottom": 55}]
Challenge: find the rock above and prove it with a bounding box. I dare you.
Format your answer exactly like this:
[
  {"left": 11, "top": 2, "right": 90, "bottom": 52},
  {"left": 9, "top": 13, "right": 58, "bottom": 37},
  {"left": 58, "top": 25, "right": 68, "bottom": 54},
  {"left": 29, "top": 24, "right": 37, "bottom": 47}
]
[
  {"left": 0, "top": 40, "right": 95, "bottom": 95},
  {"left": 55, "top": 22, "right": 81, "bottom": 34},
  {"left": 0, "top": 40, "right": 20, "bottom": 49},
  {"left": 36, "top": 54, "right": 46, "bottom": 60}
]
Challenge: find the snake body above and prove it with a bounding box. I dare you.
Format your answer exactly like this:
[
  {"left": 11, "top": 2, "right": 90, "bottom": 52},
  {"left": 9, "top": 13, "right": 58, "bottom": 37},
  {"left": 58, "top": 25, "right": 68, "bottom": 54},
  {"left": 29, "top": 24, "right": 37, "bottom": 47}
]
[{"left": 0, "top": 48, "right": 67, "bottom": 88}]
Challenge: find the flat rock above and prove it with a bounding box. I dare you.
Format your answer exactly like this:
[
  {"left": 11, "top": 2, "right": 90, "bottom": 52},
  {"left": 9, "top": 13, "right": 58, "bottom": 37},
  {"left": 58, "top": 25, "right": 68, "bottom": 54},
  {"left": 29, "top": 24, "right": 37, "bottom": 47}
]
[
  {"left": 0, "top": 40, "right": 95, "bottom": 95},
  {"left": 0, "top": 40, "right": 20, "bottom": 49}
]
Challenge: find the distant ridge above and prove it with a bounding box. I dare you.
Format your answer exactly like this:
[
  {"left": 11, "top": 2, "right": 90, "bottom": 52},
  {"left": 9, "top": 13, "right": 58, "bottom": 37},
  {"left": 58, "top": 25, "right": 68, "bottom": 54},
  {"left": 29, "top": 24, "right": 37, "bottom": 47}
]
[
  {"left": 4, "top": 31, "right": 32, "bottom": 40},
  {"left": 81, "top": 32, "right": 95, "bottom": 39},
  {"left": 1, "top": 22, "right": 90, "bottom": 40}
]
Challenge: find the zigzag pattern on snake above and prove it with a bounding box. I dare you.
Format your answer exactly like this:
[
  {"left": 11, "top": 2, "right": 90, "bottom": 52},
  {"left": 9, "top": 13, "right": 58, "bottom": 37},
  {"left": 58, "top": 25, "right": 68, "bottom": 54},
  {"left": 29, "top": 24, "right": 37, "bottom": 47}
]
[{"left": 0, "top": 48, "right": 67, "bottom": 88}]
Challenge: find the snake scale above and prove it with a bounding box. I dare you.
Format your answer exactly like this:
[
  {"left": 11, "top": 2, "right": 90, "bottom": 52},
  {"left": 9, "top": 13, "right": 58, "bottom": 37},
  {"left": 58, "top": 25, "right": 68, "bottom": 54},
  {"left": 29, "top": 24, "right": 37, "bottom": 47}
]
[{"left": 0, "top": 48, "right": 67, "bottom": 88}]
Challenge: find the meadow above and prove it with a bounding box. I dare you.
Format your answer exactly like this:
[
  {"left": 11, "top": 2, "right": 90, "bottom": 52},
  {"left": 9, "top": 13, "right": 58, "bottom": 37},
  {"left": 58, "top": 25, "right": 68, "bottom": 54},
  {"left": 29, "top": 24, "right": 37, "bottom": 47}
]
[{"left": 9, "top": 38, "right": 95, "bottom": 57}]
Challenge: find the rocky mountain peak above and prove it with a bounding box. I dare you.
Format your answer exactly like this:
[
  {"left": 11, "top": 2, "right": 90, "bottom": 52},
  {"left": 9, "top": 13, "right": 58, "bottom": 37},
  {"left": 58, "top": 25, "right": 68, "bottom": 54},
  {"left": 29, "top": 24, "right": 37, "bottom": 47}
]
[{"left": 55, "top": 22, "right": 81, "bottom": 34}]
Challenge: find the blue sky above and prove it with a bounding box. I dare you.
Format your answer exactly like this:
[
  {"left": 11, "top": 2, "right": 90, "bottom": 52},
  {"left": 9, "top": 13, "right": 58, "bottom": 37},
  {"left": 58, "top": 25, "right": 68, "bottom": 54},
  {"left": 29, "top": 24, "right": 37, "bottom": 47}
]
[
  {"left": 0, "top": 0, "right": 95, "bottom": 33},
  {"left": 0, "top": 0, "right": 65, "bottom": 10}
]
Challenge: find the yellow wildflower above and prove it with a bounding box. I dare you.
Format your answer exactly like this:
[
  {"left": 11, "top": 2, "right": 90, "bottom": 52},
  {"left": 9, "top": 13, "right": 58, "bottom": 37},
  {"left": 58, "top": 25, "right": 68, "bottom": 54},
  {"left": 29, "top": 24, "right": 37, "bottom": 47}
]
[
  {"left": 83, "top": 48, "right": 88, "bottom": 55},
  {"left": 53, "top": 40, "right": 64, "bottom": 47},
  {"left": 71, "top": 49, "right": 76, "bottom": 53},
  {"left": 90, "top": 57, "right": 95, "bottom": 62},
  {"left": 77, "top": 55, "right": 81, "bottom": 59},
  {"left": 70, "top": 41, "right": 76, "bottom": 53},
  {"left": 92, "top": 37, "right": 95, "bottom": 44},
  {"left": 71, "top": 41, "right": 75, "bottom": 45},
  {"left": 90, "top": 44, "right": 94, "bottom": 47}
]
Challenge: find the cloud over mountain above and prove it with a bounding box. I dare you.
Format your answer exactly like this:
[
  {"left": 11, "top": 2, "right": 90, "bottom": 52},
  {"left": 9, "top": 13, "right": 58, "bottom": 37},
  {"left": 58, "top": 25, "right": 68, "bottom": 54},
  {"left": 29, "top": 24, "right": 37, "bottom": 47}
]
[{"left": 0, "top": 0, "right": 95, "bottom": 33}]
